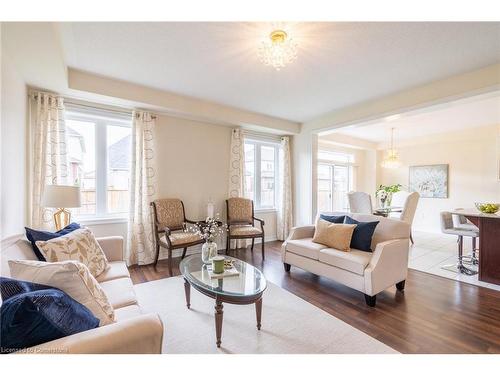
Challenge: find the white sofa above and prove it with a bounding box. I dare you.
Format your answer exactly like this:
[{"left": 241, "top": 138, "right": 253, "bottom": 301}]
[
  {"left": 281, "top": 213, "right": 410, "bottom": 307},
  {"left": 1, "top": 235, "right": 164, "bottom": 354}
]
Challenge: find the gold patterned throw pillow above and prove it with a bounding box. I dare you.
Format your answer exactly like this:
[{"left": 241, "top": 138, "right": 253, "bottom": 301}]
[
  {"left": 312, "top": 219, "right": 356, "bottom": 252},
  {"left": 36, "top": 228, "right": 109, "bottom": 277},
  {"left": 8, "top": 260, "right": 115, "bottom": 325}
]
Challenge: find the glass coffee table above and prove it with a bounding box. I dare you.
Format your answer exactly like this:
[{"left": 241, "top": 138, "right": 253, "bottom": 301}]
[{"left": 179, "top": 255, "right": 267, "bottom": 348}]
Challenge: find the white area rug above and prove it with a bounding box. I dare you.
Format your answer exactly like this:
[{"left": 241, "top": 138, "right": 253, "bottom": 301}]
[{"left": 134, "top": 277, "right": 398, "bottom": 354}]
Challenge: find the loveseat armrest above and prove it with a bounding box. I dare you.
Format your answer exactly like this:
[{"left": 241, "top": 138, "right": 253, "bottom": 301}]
[
  {"left": 97, "top": 236, "right": 124, "bottom": 262},
  {"left": 25, "top": 313, "right": 164, "bottom": 354},
  {"left": 364, "top": 238, "right": 409, "bottom": 296},
  {"left": 286, "top": 225, "right": 315, "bottom": 241}
]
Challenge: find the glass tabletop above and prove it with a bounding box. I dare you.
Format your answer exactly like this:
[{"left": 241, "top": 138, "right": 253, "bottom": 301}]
[{"left": 179, "top": 255, "right": 267, "bottom": 298}]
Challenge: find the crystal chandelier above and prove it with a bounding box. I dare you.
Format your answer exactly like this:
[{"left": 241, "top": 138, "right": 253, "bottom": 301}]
[
  {"left": 258, "top": 29, "right": 298, "bottom": 71},
  {"left": 381, "top": 128, "right": 402, "bottom": 169}
]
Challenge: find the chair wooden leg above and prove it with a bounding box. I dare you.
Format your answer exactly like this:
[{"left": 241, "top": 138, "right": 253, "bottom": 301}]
[
  {"left": 396, "top": 280, "right": 405, "bottom": 292},
  {"left": 261, "top": 235, "right": 265, "bottom": 260},
  {"left": 410, "top": 231, "right": 414, "bottom": 245},
  {"left": 251, "top": 238, "right": 255, "bottom": 252},
  {"left": 181, "top": 247, "right": 187, "bottom": 259},
  {"left": 226, "top": 235, "right": 230, "bottom": 255},
  {"left": 364, "top": 294, "right": 377, "bottom": 307},
  {"left": 154, "top": 244, "right": 160, "bottom": 267},
  {"left": 168, "top": 249, "right": 173, "bottom": 276},
  {"left": 284, "top": 263, "right": 291, "bottom": 272}
]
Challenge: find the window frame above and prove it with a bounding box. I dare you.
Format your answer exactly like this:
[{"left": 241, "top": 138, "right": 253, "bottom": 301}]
[
  {"left": 244, "top": 138, "right": 280, "bottom": 211},
  {"left": 65, "top": 107, "right": 132, "bottom": 221}
]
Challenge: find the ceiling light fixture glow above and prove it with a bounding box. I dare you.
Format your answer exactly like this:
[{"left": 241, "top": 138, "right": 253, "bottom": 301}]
[
  {"left": 381, "top": 128, "right": 402, "bottom": 169},
  {"left": 258, "top": 29, "right": 298, "bottom": 71}
]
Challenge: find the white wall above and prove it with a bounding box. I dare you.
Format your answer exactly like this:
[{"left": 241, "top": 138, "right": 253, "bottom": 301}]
[
  {"left": 1, "top": 27, "right": 27, "bottom": 240},
  {"left": 378, "top": 125, "right": 500, "bottom": 233}
]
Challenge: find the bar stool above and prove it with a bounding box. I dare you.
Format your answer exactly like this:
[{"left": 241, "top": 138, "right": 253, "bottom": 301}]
[
  {"left": 452, "top": 212, "right": 479, "bottom": 265},
  {"left": 440, "top": 211, "right": 479, "bottom": 276}
]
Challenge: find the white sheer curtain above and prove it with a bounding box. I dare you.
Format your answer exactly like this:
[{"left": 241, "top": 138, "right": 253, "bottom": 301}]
[
  {"left": 127, "top": 111, "right": 158, "bottom": 265},
  {"left": 228, "top": 128, "right": 248, "bottom": 248},
  {"left": 29, "top": 92, "right": 69, "bottom": 230},
  {"left": 277, "top": 136, "right": 293, "bottom": 241}
]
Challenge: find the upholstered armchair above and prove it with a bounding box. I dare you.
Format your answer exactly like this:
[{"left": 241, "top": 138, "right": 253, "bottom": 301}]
[
  {"left": 225, "top": 197, "right": 265, "bottom": 259},
  {"left": 150, "top": 198, "right": 204, "bottom": 274}
]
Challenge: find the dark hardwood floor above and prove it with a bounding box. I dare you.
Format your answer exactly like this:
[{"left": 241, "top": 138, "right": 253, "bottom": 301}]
[{"left": 129, "top": 241, "right": 500, "bottom": 354}]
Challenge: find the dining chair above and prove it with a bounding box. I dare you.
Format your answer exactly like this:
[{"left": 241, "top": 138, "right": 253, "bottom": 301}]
[
  {"left": 389, "top": 191, "right": 420, "bottom": 244},
  {"left": 225, "top": 197, "right": 265, "bottom": 259},
  {"left": 452, "top": 211, "right": 479, "bottom": 264},
  {"left": 347, "top": 191, "right": 373, "bottom": 214},
  {"left": 150, "top": 198, "right": 204, "bottom": 275}
]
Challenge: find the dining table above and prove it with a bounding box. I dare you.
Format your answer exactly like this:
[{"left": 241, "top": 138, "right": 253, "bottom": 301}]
[
  {"left": 372, "top": 206, "right": 403, "bottom": 217},
  {"left": 451, "top": 208, "right": 500, "bottom": 285}
]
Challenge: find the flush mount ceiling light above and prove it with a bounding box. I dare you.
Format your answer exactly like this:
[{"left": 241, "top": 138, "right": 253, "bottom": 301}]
[
  {"left": 258, "top": 29, "right": 298, "bottom": 71},
  {"left": 381, "top": 128, "right": 402, "bottom": 169}
]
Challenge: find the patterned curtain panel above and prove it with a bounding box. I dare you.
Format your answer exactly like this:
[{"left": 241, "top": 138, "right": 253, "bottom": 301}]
[
  {"left": 228, "top": 128, "right": 245, "bottom": 198},
  {"left": 29, "top": 92, "right": 69, "bottom": 230},
  {"left": 277, "top": 136, "right": 293, "bottom": 241},
  {"left": 127, "top": 111, "right": 158, "bottom": 265},
  {"left": 228, "top": 128, "right": 248, "bottom": 248}
]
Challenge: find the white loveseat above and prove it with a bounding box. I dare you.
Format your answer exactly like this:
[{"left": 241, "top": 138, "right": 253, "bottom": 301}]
[
  {"left": 1, "top": 235, "right": 164, "bottom": 354},
  {"left": 281, "top": 213, "right": 410, "bottom": 307}
]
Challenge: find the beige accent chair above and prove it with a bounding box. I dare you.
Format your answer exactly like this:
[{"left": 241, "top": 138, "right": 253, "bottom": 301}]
[
  {"left": 151, "top": 198, "right": 204, "bottom": 274},
  {"left": 225, "top": 197, "right": 265, "bottom": 259},
  {"left": 281, "top": 212, "right": 410, "bottom": 307},
  {"left": 348, "top": 191, "right": 373, "bottom": 214},
  {"left": 389, "top": 191, "right": 420, "bottom": 244},
  {"left": 1, "top": 235, "right": 164, "bottom": 354}
]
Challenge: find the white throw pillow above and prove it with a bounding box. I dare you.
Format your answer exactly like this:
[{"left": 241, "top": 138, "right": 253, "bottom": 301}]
[
  {"left": 8, "top": 259, "right": 115, "bottom": 326},
  {"left": 36, "top": 228, "right": 109, "bottom": 277}
]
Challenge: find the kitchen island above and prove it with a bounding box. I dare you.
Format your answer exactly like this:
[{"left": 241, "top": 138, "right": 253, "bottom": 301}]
[{"left": 452, "top": 209, "right": 500, "bottom": 285}]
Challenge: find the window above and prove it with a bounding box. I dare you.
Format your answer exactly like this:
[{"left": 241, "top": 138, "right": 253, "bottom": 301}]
[
  {"left": 66, "top": 107, "right": 132, "bottom": 219},
  {"left": 317, "top": 150, "right": 354, "bottom": 212},
  {"left": 244, "top": 139, "right": 279, "bottom": 210}
]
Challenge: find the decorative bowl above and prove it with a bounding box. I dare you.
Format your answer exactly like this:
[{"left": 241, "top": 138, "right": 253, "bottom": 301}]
[{"left": 475, "top": 202, "right": 500, "bottom": 214}]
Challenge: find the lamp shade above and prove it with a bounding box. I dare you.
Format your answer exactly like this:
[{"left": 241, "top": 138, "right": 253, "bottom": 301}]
[{"left": 42, "top": 185, "right": 81, "bottom": 208}]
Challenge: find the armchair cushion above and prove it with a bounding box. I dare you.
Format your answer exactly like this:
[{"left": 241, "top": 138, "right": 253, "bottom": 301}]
[
  {"left": 227, "top": 198, "right": 253, "bottom": 224},
  {"left": 286, "top": 238, "right": 326, "bottom": 260},
  {"left": 312, "top": 220, "right": 356, "bottom": 252},
  {"left": 318, "top": 248, "right": 371, "bottom": 275},
  {"left": 229, "top": 225, "right": 262, "bottom": 236},
  {"left": 153, "top": 199, "right": 185, "bottom": 229},
  {"left": 160, "top": 232, "right": 202, "bottom": 247}
]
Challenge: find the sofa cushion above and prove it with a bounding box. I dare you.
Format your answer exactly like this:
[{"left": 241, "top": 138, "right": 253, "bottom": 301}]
[
  {"left": 96, "top": 261, "right": 130, "bottom": 283},
  {"left": 0, "top": 286, "right": 99, "bottom": 352},
  {"left": 114, "top": 304, "right": 143, "bottom": 322},
  {"left": 312, "top": 220, "right": 356, "bottom": 252},
  {"left": 318, "top": 248, "right": 372, "bottom": 275},
  {"left": 99, "top": 278, "right": 137, "bottom": 309},
  {"left": 8, "top": 260, "right": 115, "bottom": 326},
  {"left": 344, "top": 216, "right": 379, "bottom": 252},
  {"left": 286, "top": 238, "right": 327, "bottom": 260},
  {"left": 36, "top": 228, "right": 109, "bottom": 278},
  {"left": 25, "top": 223, "right": 81, "bottom": 261},
  {"left": 319, "top": 214, "right": 346, "bottom": 224}
]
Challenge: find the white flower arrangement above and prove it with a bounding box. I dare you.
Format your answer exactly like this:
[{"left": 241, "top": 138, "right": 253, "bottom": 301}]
[{"left": 191, "top": 214, "right": 227, "bottom": 242}]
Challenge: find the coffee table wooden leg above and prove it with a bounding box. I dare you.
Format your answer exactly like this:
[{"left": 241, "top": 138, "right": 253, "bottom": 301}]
[
  {"left": 215, "top": 299, "right": 224, "bottom": 347},
  {"left": 184, "top": 279, "right": 191, "bottom": 309},
  {"left": 255, "top": 297, "right": 262, "bottom": 330}
]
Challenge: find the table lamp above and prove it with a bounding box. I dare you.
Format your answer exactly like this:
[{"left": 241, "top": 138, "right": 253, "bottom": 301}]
[{"left": 42, "top": 185, "right": 81, "bottom": 231}]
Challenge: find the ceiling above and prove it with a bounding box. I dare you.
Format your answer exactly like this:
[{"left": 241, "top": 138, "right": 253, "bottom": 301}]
[
  {"left": 327, "top": 93, "right": 500, "bottom": 143},
  {"left": 57, "top": 22, "right": 500, "bottom": 122}
]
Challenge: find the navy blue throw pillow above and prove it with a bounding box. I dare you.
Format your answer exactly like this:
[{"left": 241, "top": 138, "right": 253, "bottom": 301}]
[
  {"left": 25, "top": 222, "right": 80, "bottom": 261},
  {"left": 0, "top": 277, "right": 99, "bottom": 353},
  {"left": 319, "top": 214, "right": 346, "bottom": 224},
  {"left": 344, "top": 216, "right": 379, "bottom": 252}
]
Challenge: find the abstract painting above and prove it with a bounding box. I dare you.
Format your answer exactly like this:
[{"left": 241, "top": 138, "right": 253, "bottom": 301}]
[{"left": 409, "top": 164, "right": 448, "bottom": 198}]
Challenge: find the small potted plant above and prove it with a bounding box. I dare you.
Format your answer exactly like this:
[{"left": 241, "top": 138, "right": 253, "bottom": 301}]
[
  {"left": 376, "top": 184, "right": 402, "bottom": 208},
  {"left": 192, "top": 214, "right": 227, "bottom": 264}
]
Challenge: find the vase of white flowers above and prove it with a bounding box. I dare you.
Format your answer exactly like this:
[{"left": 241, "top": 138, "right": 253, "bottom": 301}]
[{"left": 192, "top": 215, "right": 227, "bottom": 264}]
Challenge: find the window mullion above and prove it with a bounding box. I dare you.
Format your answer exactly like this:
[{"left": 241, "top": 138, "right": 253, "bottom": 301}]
[{"left": 95, "top": 122, "right": 107, "bottom": 216}]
